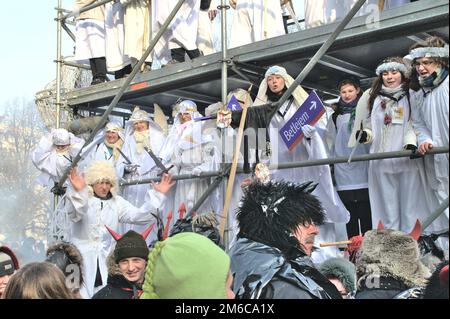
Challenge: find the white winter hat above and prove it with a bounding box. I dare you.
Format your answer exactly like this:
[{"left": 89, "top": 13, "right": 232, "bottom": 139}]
[
  {"left": 52, "top": 128, "right": 71, "bottom": 146},
  {"left": 85, "top": 161, "right": 118, "bottom": 196},
  {"left": 404, "top": 44, "right": 449, "bottom": 63},
  {"left": 254, "top": 65, "right": 309, "bottom": 107}
]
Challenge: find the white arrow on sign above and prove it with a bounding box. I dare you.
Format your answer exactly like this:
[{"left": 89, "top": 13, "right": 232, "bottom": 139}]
[{"left": 310, "top": 101, "right": 317, "bottom": 111}]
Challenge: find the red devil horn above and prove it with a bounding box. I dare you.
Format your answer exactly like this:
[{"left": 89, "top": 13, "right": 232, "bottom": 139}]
[
  {"left": 377, "top": 221, "right": 385, "bottom": 230},
  {"left": 105, "top": 225, "right": 122, "bottom": 241},
  {"left": 163, "top": 210, "right": 173, "bottom": 240},
  {"left": 178, "top": 203, "right": 186, "bottom": 219},
  {"left": 439, "top": 265, "right": 449, "bottom": 288},
  {"left": 141, "top": 224, "right": 155, "bottom": 240},
  {"left": 409, "top": 219, "right": 422, "bottom": 241}
]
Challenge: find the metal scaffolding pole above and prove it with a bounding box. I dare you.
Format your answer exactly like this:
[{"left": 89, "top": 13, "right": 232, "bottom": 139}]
[
  {"left": 422, "top": 197, "right": 449, "bottom": 231},
  {"left": 219, "top": 0, "right": 231, "bottom": 247},
  {"left": 220, "top": 0, "right": 229, "bottom": 105},
  {"left": 119, "top": 147, "right": 449, "bottom": 185},
  {"left": 55, "top": 0, "right": 187, "bottom": 193},
  {"left": 54, "top": 0, "right": 63, "bottom": 212},
  {"left": 61, "top": 22, "right": 76, "bottom": 42},
  {"left": 55, "top": 0, "right": 62, "bottom": 130}
]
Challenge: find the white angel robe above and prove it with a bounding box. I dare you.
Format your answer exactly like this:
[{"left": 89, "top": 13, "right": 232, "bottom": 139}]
[
  {"left": 410, "top": 76, "right": 449, "bottom": 236},
  {"left": 230, "top": 0, "right": 285, "bottom": 48},
  {"left": 306, "top": 0, "right": 403, "bottom": 29},
  {"left": 116, "top": 125, "right": 168, "bottom": 244},
  {"left": 122, "top": 0, "right": 153, "bottom": 63},
  {"left": 152, "top": 0, "right": 201, "bottom": 64},
  {"left": 350, "top": 90, "right": 439, "bottom": 234},
  {"left": 326, "top": 111, "right": 370, "bottom": 191},
  {"left": 172, "top": 132, "right": 220, "bottom": 221},
  {"left": 105, "top": 1, "right": 130, "bottom": 72},
  {"left": 64, "top": 185, "right": 165, "bottom": 298},
  {"left": 197, "top": 0, "right": 217, "bottom": 55},
  {"left": 31, "top": 135, "right": 85, "bottom": 186}
]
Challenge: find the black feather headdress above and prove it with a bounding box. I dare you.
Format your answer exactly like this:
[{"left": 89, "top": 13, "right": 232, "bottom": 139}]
[{"left": 237, "top": 180, "right": 325, "bottom": 256}]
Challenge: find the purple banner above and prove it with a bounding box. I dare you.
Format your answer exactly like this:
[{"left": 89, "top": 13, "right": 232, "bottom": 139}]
[
  {"left": 227, "top": 95, "right": 242, "bottom": 111},
  {"left": 279, "top": 91, "right": 326, "bottom": 151}
]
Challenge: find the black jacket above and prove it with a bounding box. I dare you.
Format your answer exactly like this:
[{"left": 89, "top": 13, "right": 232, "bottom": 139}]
[
  {"left": 355, "top": 277, "right": 423, "bottom": 299},
  {"left": 230, "top": 238, "right": 342, "bottom": 299},
  {"left": 92, "top": 275, "right": 143, "bottom": 299}
]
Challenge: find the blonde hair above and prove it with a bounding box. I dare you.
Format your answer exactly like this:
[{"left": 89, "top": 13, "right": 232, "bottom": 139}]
[{"left": 3, "top": 262, "right": 75, "bottom": 299}]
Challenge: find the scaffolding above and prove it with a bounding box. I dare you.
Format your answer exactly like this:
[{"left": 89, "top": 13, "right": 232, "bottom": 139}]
[{"left": 49, "top": 0, "right": 449, "bottom": 246}]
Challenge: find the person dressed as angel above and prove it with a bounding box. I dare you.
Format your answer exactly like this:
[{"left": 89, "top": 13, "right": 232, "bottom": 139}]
[
  {"left": 79, "top": 121, "right": 125, "bottom": 171},
  {"left": 217, "top": 66, "right": 350, "bottom": 262},
  {"left": 168, "top": 100, "right": 221, "bottom": 223},
  {"left": 115, "top": 107, "right": 170, "bottom": 243},
  {"left": 31, "top": 128, "right": 85, "bottom": 189}
]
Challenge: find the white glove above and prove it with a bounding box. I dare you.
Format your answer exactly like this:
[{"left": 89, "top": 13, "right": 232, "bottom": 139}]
[
  {"left": 192, "top": 166, "right": 202, "bottom": 176},
  {"left": 302, "top": 124, "right": 316, "bottom": 139}
]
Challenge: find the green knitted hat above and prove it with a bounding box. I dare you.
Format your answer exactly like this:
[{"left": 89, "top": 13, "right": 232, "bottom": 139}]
[{"left": 141, "top": 232, "right": 230, "bottom": 299}]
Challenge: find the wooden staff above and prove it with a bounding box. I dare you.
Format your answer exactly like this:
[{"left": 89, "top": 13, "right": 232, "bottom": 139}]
[
  {"left": 320, "top": 240, "right": 353, "bottom": 247},
  {"left": 219, "top": 86, "right": 252, "bottom": 238}
]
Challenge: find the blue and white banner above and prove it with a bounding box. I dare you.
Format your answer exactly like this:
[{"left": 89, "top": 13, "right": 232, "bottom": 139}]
[
  {"left": 227, "top": 95, "right": 242, "bottom": 111},
  {"left": 279, "top": 91, "right": 326, "bottom": 151}
]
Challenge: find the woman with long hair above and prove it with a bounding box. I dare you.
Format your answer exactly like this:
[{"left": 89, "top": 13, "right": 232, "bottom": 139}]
[{"left": 349, "top": 57, "right": 431, "bottom": 233}]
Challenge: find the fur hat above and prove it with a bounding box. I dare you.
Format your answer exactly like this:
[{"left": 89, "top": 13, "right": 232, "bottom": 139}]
[
  {"left": 318, "top": 257, "right": 356, "bottom": 294},
  {"left": 0, "top": 246, "right": 19, "bottom": 277},
  {"left": 45, "top": 242, "right": 84, "bottom": 288},
  {"left": 236, "top": 180, "right": 325, "bottom": 257},
  {"left": 85, "top": 160, "right": 118, "bottom": 196},
  {"left": 375, "top": 61, "right": 410, "bottom": 77},
  {"left": 356, "top": 229, "right": 431, "bottom": 289},
  {"left": 404, "top": 44, "right": 449, "bottom": 63}
]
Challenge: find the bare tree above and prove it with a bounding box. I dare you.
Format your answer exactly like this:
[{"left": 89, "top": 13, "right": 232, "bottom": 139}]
[{"left": 0, "top": 98, "right": 50, "bottom": 242}]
